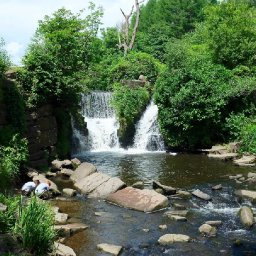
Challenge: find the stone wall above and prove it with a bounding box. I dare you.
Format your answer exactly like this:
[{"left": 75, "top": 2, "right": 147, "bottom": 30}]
[{"left": 26, "top": 104, "right": 58, "bottom": 168}]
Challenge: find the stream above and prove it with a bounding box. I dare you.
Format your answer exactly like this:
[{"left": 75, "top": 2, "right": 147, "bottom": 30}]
[{"left": 53, "top": 152, "right": 256, "bottom": 256}]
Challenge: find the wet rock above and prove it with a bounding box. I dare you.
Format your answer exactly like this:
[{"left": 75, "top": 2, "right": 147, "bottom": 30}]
[
  {"left": 46, "top": 171, "right": 57, "bottom": 178},
  {"left": 159, "top": 224, "right": 167, "bottom": 230},
  {"left": 0, "top": 203, "right": 7, "bottom": 212},
  {"left": 55, "top": 213, "right": 69, "bottom": 225},
  {"left": 176, "top": 190, "right": 192, "bottom": 199},
  {"left": 173, "top": 203, "right": 186, "bottom": 210},
  {"left": 165, "top": 210, "right": 188, "bottom": 217},
  {"left": 75, "top": 172, "right": 110, "bottom": 195},
  {"left": 70, "top": 162, "right": 97, "bottom": 183},
  {"left": 106, "top": 187, "right": 169, "bottom": 212},
  {"left": 155, "top": 188, "right": 164, "bottom": 194},
  {"left": 238, "top": 177, "right": 245, "bottom": 181},
  {"left": 88, "top": 177, "right": 126, "bottom": 198},
  {"left": 54, "top": 242, "right": 76, "bottom": 256},
  {"left": 208, "top": 145, "right": 228, "bottom": 154},
  {"left": 71, "top": 158, "right": 81, "bottom": 167},
  {"left": 142, "top": 229, "right": 149, "bottom": 232},
  {"left": 239, "top": 206, "right": 254, "bottom": 227},
  {"left": 234, "top": 155, "right": 256, "bottom": 166},
  {"left": 97, "top": 243, "right": 122, "bottom": 256},
  {"left": 152, "top": 180, "right": 176, "bottom": 195},
  {"left": 168, "top": 215, "right": 187, "bottom": 221},
  {"left": 208, "top": 153, "right": 238, "bottom": 160},
  {"left": 54, "top": 223, "right": 88, "bottom": 237},
  {"left": 131, "top": 181, "right": 144, "bottom": 189},
  {"left": 192, "top": 189, "right": 211, "bottom": 201},
  {"left": 235, "top": 190, "right": 256, "bottom": 202},
  {"left": 158, "top": 234, "right": 190, "bottom": 245},
  {"left": 62, "top": 188, "right": 76, "bottom": 197},
  {"left": 52, "top": 206, "right": 60, "bottom": 214},
  {"left": 229, "top": 174, "right": 243, "bottom": 180},
  {"left": 248, "top": 172, "right": 256, "bottom": 178},
  {"left": 205, "top": 220, "right": 222, "bottom": 226},
  {"left": 61, "top": 168, "right": 74, "bottom": 177},
  {"left": 199, "top": 224, "right": 217, "bottom": 237},
  {"left": 212, "top": 184, "right": 222, "bottom": 190},
  {"left": 52, "top": 159, "right": 72, "bottom": 171}
]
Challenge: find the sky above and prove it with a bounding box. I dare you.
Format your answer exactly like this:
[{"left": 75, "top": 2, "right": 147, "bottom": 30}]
[{"left": 0, "top": 0, "right": 139, "bottom": 65}]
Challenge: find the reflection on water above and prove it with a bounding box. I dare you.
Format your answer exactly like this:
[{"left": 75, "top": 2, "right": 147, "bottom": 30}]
[{"left": 57, "top": 152, "right": 256, "bottom": 256}]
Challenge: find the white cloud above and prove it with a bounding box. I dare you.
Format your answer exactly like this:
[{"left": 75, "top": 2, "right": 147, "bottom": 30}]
[{"left": 5, "top": 41, "right": 24, "bottom": 66}]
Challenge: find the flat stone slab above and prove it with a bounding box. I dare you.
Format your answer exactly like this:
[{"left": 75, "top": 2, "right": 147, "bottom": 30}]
[
  {"left": 208, "top": 153, "right": 238, "bottom": 160},
  {"left": 54, "top": 223, "right": 88, "bottom": 237},
  {"left": 205, "top": 220, "right": 222, "bottom": 226},
  {"left": 158, "top": 234, "right": 190, "bottom": 245},
  {"left": 192, "top": 189, "right": 211, "bottom": 201},
  {"left": 207, "top": 145, "right": 228, "bottom": 154},
  {"left": 234, "top": 155, "right": 255, "bottom": 165},
  {"left": 70, "top": 162, "right": 97, "bottom": 183},
  {"left": 97, "top": 243, "right": 122, "bottom": 256},
  {"left": 88, "top": 177, "right": 125, "bottom": 198},
  {"left": 106, "top": 187, "right": 169, "bottom": 213},
  {"left": 165, "top": 210, "right": 188, "bottom": 217},
  {"left": 55, "top": 213, "right": 69, "bottom": 225},
  {"left": 61, "top": 168, "right": 74, "bottom": 177},
  {"left": 75, "top": 172, "right": 110, "bottom": 195},
  {"left": 152, "top": 181, "right": 176, "bottom": 195},
  {"left": 235, "top": 190, "right": 256, "bottom": 201},
  {"left": 168, "top": 215, "right": 187, "bottom": 221}
]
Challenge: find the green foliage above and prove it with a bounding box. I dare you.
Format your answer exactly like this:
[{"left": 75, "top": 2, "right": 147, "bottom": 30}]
[
  {"left": 0, "top": 194, "right": 19, "bottom": 233},
  {"left": 111, "top": 83, "right": 150, "bottom": 145},
  {"left": 55, "top": 108, "right": 72, "bottom": 159},
  {"left": 0, "top": 39, "right": 11, "bottom": 77},
  {"left": 204, "top": 0, "right": 256, "bottom": 69},
  {"left": 240, "top": 121, "right": 256, "bottom": 154},
  {"left": 14, "top": 196, "right": 56, "bottom": 256},
  {"left": 0, "top": 134, "right": 28, "bottom": 189},
  {"left": 154, "top": 54, "right": 232, "bottom": 149},
  {"left": 110, "top": 51, "right": 163, "bottom": 86},
  {"left": 19, "top": 5, "right": 103, "bottom": 107}
]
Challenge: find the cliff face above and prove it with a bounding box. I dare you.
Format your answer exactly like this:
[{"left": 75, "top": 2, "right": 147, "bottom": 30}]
[
  {"left": 26, "top": 104, "right": 58, "bottom": 168},
  {"left": 0, "top": 77, "right": 59, "bottom": 169}
]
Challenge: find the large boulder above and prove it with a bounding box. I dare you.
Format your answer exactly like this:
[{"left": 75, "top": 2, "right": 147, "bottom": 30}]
[
  {"left": 74, "top": 172, "right": 110, "bottom": 195},
  {"left": 199, "top": 224, "right": 217, "bottom": 237},
  {"left": 88, "top": 177, "right": 126, "bottom": 198},
  {"left": 70, "top": 162, "right": 97, "bottom": 183},
  {"left": 106, "top": 187, "right": 169, "bottom": 212},
  {"left": 239, "top": 206, "right": 254, "bottom": 228},
  {"left": 158, "top": 234, "right": 190, "bottom": 245}
]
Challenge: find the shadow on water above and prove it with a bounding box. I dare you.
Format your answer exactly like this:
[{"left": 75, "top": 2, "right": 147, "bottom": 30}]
[{"left": 55, "top": 152, "right": 256, "bottom": 256}]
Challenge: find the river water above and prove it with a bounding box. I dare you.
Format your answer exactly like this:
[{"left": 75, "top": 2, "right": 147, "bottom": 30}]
[{"left": 54, "top": 152, "right": 256, "bottom": 256}]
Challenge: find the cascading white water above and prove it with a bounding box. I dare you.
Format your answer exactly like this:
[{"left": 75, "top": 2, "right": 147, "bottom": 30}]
[
  {"left": 131, "top": 100, "right": 165, "bottom": 151},
  {"left": 73, "top": 92, "right": 120, "bottom": 152}
]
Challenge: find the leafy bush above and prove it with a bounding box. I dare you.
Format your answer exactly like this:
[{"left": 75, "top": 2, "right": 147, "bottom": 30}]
[
  {"left": 240, "top": 121, "right": 256, "bottom": 154},
  {"left": 14, "top": 196, "right": 56, "bottom": 255},
  {"left": 0, "top": 134, "right": 28, "bottom": 189},
  {"left": 110, "top": 51, "right": 163, "bottom": 86},
  {"left": 111, "top": 83, "right": 150, "bottom": 146}
]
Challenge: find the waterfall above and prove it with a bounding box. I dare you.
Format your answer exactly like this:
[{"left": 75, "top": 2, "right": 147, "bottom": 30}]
[
  {"left": 131, "top": 100, "right": 165, "bottom": 152},
  {"left": 73, "top": 92, "right": 120, "bottom": 152}
]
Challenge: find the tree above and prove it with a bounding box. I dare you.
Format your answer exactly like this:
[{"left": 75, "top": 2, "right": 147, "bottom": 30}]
[
  {"left": 0, "top": 39, "right": 10, "bottom": 78},
  {"left": 204, "top": 0, "right": 256, "bottom": 69},
  {"left": 19, "top": 4, "right": 103, "bottom": 107},
  {"left": 118, "top": 0, "right": 144, "bottom": 55}
]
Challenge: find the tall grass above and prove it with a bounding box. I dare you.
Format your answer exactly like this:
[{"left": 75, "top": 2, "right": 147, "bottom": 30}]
[{"left": 14, "top": 196, "right": 56, "bottom": 255}]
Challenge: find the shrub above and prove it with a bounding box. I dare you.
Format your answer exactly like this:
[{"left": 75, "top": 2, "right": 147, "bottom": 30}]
[
  {"left": 240, "top": 121, "right": 256, "bottom": 154},
  {"left": 110, "top": 51, "right": 163, "bottom": 86},
  {"left": 14, "top": 196, "right": 56, "bottom": 255},
  {"left": 111, "top": 83, "right": 150, "bottom": 146},
  {"left": 0, "top": 134, "right": 28, "bottom": 189}
]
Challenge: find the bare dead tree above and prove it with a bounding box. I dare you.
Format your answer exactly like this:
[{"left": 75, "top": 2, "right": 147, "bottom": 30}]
[{"left": 118, "top": 0, "right": 144, "bottom": 55}]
